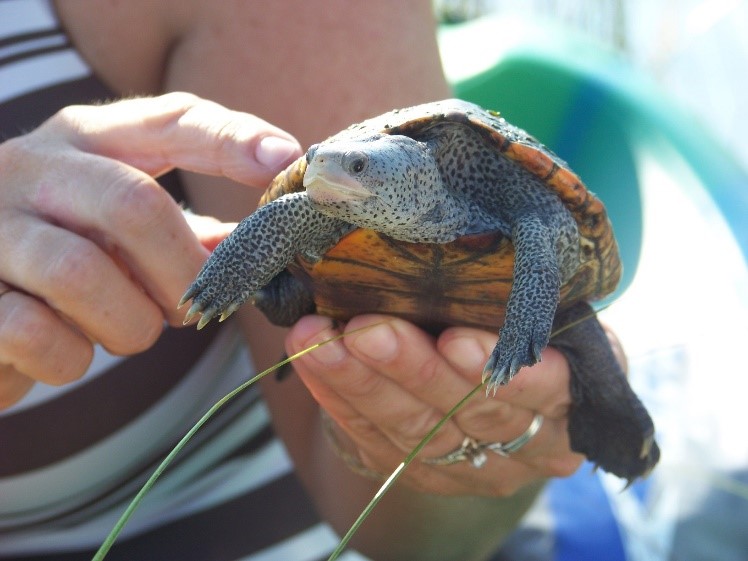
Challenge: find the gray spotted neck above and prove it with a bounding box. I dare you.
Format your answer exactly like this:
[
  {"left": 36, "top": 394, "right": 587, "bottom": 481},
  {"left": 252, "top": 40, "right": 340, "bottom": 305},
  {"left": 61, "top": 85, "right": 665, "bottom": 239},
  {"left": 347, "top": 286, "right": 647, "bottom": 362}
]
[{"left": 398, "top": 191, "right": 477, "bottom": 243}]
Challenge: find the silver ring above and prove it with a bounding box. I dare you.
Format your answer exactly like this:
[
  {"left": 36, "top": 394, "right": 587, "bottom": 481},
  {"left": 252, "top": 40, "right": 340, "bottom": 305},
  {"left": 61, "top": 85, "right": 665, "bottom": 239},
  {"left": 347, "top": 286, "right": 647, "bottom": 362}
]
[
  {"left": 485, "top": 413, "right": 543, "bottom": 457},
  {"left": 422, "top": 413, "right": 544, "bottom": 468}
]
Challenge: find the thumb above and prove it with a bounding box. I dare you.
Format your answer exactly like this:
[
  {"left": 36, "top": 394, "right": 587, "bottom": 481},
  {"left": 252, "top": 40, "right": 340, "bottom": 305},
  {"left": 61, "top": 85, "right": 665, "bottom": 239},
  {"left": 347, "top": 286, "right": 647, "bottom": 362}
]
[{"left": 48, "top": 92, "right": 303, "bottom": 186}]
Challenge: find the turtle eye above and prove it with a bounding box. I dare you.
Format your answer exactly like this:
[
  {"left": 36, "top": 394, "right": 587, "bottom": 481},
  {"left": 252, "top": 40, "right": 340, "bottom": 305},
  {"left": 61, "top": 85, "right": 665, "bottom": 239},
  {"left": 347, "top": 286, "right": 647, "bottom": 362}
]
[{"left": 343, "top": 151, "right": 368, "bottom": 175}]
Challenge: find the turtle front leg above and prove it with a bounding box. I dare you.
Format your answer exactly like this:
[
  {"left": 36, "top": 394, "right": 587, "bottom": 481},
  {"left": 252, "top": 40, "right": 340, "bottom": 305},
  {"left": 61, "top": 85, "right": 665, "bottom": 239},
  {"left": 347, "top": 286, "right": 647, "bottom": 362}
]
[
  {"left": 550, "top": 301, "right": 660, "bottom": 481},
  {"left": 180, "top": 192, "right": 348, "bottom": 328},
  {"left": 483, "top": 214, "right": 560, "bottom": 390}
]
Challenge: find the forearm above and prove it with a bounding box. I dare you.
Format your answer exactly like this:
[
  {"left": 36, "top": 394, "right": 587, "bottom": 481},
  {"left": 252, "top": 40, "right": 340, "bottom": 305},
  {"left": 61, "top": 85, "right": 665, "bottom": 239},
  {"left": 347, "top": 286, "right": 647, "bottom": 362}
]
[{"left": 345, "top": 481, "right": 544, "bottom": 561}]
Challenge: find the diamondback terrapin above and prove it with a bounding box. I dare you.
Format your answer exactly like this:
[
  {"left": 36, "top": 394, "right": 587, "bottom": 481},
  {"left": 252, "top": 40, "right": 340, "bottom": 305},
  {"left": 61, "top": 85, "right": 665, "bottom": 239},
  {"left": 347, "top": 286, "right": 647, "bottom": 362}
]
[{"left": 180, "top": 99, "right": 658, "bottom": 480}]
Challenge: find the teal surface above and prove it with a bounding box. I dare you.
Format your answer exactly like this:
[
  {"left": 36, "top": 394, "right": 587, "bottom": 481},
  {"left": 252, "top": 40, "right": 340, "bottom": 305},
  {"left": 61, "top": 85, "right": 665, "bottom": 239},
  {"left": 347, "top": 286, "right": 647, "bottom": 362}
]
[{"left": 441, "top": 16, "right": 748, "bottom": 298}]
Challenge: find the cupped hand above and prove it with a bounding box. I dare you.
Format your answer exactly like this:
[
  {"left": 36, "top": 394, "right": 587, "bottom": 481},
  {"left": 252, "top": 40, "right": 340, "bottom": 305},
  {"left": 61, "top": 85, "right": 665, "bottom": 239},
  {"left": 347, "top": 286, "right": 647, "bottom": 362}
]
[
  {"left": 0, "top": 92, "right": 302, "bottom": 408},
  {"left": 286, "top": 314, "right": 584, "bottom": 497}
]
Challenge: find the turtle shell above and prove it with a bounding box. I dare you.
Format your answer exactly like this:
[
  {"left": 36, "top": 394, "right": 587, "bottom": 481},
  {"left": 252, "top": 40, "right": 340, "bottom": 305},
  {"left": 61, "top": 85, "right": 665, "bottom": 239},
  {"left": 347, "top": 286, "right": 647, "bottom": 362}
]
[{"left": 259, "top": 99, "right": 621, "bottom": 332}]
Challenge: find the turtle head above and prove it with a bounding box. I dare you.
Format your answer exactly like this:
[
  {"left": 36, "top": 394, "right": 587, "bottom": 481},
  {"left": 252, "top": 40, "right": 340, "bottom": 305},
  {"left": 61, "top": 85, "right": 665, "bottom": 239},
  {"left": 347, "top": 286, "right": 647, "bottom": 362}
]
[{"left": 303, "top": 133, "right": 462, "bottom": 243}]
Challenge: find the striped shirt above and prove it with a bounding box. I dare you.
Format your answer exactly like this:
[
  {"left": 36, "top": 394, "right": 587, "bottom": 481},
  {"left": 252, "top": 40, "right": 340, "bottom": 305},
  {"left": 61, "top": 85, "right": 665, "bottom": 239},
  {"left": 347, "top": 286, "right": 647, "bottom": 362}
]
[{"left": 0, "top": 2, "right": 356, "bottom": 559}]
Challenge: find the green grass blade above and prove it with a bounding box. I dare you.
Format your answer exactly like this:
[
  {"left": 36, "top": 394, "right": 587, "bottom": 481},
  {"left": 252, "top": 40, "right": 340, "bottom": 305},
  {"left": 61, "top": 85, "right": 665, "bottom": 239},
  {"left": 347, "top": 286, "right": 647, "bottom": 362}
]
[
  {"left": 327, "top": 381, "right": 485, "bottom": 561},
  {"left": 93, "top": 322, "right": 384, "bottom": 560}
]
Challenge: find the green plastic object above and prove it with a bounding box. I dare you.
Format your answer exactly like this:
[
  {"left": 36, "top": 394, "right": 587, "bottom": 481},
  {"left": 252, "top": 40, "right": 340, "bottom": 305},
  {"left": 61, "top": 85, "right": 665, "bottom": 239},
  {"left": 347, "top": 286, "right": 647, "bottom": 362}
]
[{"left": 441, "top": 15, "right": 748, "bottom": 299}]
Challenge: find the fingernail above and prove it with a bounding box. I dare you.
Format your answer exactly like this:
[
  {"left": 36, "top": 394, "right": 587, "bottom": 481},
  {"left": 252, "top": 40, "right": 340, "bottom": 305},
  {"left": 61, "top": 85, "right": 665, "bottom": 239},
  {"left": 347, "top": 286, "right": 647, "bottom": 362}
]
[
  {"left": 442, "top": 336, "right": 486, "bottom": 372},
  {"left": 351, "top": 323, "right": 398, "bottom": 361},
  {"left": 255, "top": 136, "right": 300, "bottom": 169},
  {"left": 307, "top": 329, "right": 347, "bottom": 365}
]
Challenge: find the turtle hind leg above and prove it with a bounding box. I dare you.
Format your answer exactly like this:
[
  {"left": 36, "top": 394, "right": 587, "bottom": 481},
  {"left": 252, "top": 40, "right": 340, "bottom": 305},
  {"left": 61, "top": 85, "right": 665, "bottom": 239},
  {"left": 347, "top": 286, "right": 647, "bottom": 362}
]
[
  {"left": 252, "top": 269, "right": 316, "bottom": 327},
  {"left": 551, "top": 301, "right": 660, "bottom": 482}
]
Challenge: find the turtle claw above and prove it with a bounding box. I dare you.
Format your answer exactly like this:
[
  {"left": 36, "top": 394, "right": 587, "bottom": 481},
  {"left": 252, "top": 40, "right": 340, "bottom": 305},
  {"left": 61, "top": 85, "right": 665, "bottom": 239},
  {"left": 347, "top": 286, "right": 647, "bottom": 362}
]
[
  {"left": 182, "top": 294, "right": 245, "bottom": 329},
  {"left": 482, "top": 339, "right": 543, "bottom": 394},
  {"left": 182, "top": 301, "right": 203, "bottom": 326},
  {"left": 177, "top": 288, "right": 194, "bottom": 310},
  {"left": 640, "top": 434, "right": 655, "bottom": 460},
  {"left": 484, "top": 381, "right": 499, "bottom": 398},
  {"left": 482, "top": 316, "right": 550, "bottom": 393},
  {"left": 481, "top": 353, "right": 500, "bottom": 384},
  {"left": 218, "top": 300, "right": 242, "bottom": 323},
  {"left": 180, "top": 291, "right": 220, "bottom": 329},
  {"left": 196, "top": 314, "right": 212, "bottom": 330},
  {"left": 481, "top": 355, "right": 516, "bottom": 394},
  {"left": 196, "top": 305, "right": 220, "bottom": 330}
]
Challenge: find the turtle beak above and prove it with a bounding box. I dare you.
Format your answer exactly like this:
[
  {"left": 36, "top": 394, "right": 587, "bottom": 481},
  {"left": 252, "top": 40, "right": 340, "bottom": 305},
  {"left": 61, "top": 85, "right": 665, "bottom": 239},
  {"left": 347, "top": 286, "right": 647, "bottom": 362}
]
[{"left": 304, "top": 155, "right": 373, "bottom": 202}]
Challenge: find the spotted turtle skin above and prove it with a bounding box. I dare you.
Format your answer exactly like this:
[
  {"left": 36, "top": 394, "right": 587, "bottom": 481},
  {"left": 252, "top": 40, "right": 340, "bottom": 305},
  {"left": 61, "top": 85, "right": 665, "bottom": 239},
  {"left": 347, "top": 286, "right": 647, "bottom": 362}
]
[{"left": 181, "top": 99, "right": 658, "bottom": 481}]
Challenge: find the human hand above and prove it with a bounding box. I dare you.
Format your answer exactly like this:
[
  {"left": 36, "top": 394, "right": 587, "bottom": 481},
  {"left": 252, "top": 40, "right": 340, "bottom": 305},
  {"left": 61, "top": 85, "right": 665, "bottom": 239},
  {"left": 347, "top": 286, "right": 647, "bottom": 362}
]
[
  {"left": 0, "top": 92, "right": 301, "bottom": 408},
  {"left": 286, "top": 314, "right": 584, "bottom": 497}
]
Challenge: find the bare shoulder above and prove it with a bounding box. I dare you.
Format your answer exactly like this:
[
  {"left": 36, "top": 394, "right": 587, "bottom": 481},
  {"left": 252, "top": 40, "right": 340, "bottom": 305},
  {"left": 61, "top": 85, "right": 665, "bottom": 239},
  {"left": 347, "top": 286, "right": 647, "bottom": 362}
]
[
  {"left": 54, "top": 0, "right": 446, "bottom": 139},
  {"left": 53, "top": 0, "right": 192, "bottom": 94}
]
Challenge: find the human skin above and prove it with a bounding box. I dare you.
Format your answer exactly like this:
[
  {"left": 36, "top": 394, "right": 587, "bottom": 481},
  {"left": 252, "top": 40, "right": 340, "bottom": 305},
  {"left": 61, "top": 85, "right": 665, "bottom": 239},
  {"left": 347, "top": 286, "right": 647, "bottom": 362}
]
[{"left": 0, "top": 2, "right": 587, "bottom": 559}]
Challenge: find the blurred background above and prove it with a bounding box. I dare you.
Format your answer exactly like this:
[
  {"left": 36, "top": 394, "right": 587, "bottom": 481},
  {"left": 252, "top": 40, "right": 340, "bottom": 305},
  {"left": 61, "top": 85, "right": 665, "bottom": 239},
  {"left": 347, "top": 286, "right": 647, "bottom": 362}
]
[
  {"left": 437, "top": 0, "right": 748, "bottom": 163},
  {"left": 433, "top": 2, "right": 748, "bottom": 560}
]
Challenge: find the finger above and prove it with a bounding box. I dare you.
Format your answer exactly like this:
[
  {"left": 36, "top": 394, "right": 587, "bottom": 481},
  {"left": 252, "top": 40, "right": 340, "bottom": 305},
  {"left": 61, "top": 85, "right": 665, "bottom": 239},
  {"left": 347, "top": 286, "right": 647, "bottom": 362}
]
[
  {"left": 289, "top": 316, "right": 581, "bottom": 492},
  {"left": 435, "top": 326, "right": 580, "bottom": 468},
  {"left": 14, "top": 140, "right": 210, "bottom": 323},
  {"left": 0, "top": 213, "right": 164, "bottom": 354},
  {"left": 0, "top": 285, "right": 93, "bottom": 385},
  {"left": 49, "top": 92, "right": 303, "bottom": 186},
  {"left": 6, "top": 92, "right": 300, "bottom": 324},
  {"left": 0, "top": 366, "right": 35, "bottom": 410},
  {"left": 286, "top": 315, "right": 467, "bottom": 454},
  {"left": 342, "top": 315, "right": 482, "bottom": 413},
  {"left": 342, "top": 316, "right": 548, "bottom": 450},
  {"left": 439, "top": 326, "right": 573, "bottom": 419},
  {"left": 290, "top": 315, "right": 556, "bottom": 470}
]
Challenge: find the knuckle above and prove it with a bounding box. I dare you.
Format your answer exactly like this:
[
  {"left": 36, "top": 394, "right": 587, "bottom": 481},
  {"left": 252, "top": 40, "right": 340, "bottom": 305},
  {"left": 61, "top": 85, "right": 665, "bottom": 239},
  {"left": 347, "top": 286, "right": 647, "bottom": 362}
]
[
  {"left": 7, "top": 311, "right": 54, "bottom": 357},
  {"left": 178, "top": 99, "right": 246, "bottom": 162},
  {"left": 158, "top": 91, "right": 203, "bottom": 111},
  {"left": 46, "top": 104, "right": 89, "bottom": 134},
  {"left": 47, "top": 105, "right": 78, "bottom": 126},
  {"left": 336, "top": 369, "right": 387, "bottom": 398},
  {"left": 43, "top": 239, "right": 104, "bottom": 299},
  {"left": 105, "top": 172, "right": 172, "bottom": 233},
  {"left": 0, "top": 294, "right": 50, "bottom": 354},
  {"left": 97, "top": 298, "right": 163, "bottom": 356},
  {"left": 393, "top": 411, "right": 445, "bottom": 444},
  {"left": 459, "top": 402, "right": 515, "bottom": 435},
  {"left": 0, "top": 294, "right": 91, "bottom": 385},
  {"left": 115, "top": 316, "right": 162, "bottom": 355}
]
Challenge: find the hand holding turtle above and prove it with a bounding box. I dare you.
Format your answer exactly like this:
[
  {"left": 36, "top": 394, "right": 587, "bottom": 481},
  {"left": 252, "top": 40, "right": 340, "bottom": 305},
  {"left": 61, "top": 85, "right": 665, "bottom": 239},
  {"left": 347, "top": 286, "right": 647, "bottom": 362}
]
[
  {"left": 183, "top": 99, "right": 659, "bottom": 481},
  {"left": 0, "top": 93, "right": 301, "bottom": 408},
  {"left": 286, "top": 314, "right": 583, "bottom": 497}
]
